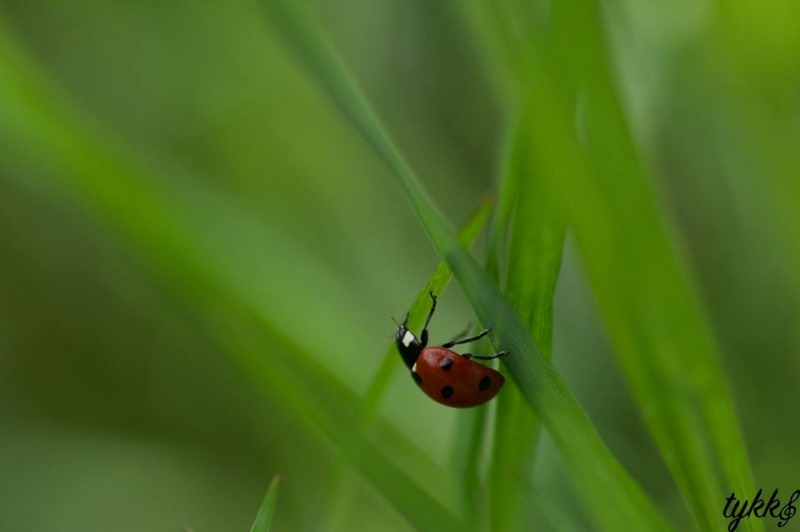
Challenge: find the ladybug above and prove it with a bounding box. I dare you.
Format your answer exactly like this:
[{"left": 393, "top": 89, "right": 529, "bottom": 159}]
[{"left": 394, "top": 292, "right": 506, "bottom": 408}]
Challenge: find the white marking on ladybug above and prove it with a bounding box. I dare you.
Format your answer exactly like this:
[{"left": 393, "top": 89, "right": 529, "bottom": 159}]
[
  {"left": 412, "top": 362, "right": 417, "bottom": 372},
  {"left": 402, "top": 331, "right": 415, "bottom": 347}
]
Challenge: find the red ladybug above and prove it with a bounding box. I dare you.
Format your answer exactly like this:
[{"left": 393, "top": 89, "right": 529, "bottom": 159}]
[{"left": 394, "top": 292, "right": 506, "bottom": 408}]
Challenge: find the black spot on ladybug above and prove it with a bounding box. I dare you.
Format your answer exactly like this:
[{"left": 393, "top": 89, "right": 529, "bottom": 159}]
[
  {"left": 412, "top": 372, "right": 422, "bottom": 385},
  {"left": 441, "top": 385, "right": 453, "bottom": 399},
  {"left": 440, "top": 358, "right": 453, "bottom": 371},
  {"left": 479, "top": 376, "right": 491, "bottom": 391}
]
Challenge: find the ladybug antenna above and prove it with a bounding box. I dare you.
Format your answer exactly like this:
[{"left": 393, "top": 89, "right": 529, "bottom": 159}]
[{"left": 390, "top": 316, "right": 400, "bottom": 327}]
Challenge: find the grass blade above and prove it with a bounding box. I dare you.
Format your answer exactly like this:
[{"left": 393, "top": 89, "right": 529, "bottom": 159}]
[
  {"left": 223, "top": 316, "right": 466, "bottom": 532},
  {"left": 504, "top": 120, "right": 566, "bottom": 358},
  {"left": 263, "top": 3, "right": 672, "bottom": 530},
  {"left": 526, "top": 1, "right": 760, "bottom": 529},
  {"left": 250, "top": 476, "right": 280, "bottom": 532},
  {"left": 450, "top": 112, "right": 523, "bottom": 532},
  {"left": 0, "top": 23, "right": 465, "bottom": 532},
  {"left": 360, "top": 196, "right": 494, "bottom": 426},
  {"left": 314, "top": 197, "right": 493, "bottom": 531},
  {"left": 489, "top": 114, "right": 567, "bottom": 531}
]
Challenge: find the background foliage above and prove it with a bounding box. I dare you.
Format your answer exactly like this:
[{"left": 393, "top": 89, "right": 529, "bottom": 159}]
[{"left": 1, "top": 1, "right": 798, "bottom": 531}]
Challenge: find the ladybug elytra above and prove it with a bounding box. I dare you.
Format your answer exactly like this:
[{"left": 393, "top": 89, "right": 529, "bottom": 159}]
[{"left": 394, "top": 292, "right": 506, "bottom": 408}]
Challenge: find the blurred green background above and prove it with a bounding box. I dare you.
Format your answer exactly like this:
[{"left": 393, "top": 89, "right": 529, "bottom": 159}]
[{"left": 1, "top": 0, "right": 799, "bottom": 531}]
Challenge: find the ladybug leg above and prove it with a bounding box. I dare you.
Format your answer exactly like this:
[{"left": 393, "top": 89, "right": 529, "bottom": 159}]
[
  {"left": 444, "top": 322, "right": 474, "bottom": 345},
  {"left": 420, "top": 291, "right": 438, "bottom": 347},
  {"left": 442, "top": 328, "right": 490, "bottom": 348},
  {"left": 463, "top": 351, "right": 508, "bottom": 360}
]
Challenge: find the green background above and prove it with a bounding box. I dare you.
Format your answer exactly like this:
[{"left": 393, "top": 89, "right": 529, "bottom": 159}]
[{"left": 1, "top": 1, "right": 799, "bottom": 530}]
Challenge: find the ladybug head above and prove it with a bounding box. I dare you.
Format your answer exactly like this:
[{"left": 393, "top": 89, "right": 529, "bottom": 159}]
[{"left": 394, "top": 315, "right": 423, "bottom": 369}]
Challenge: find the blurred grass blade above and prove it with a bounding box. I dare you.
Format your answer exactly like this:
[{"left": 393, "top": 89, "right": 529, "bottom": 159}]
[
  {"left": 504, "top": 120, "right": 566, "bottom": 359},
  {"left": 319, "top": 197, "right": 492, "bottom": 532},
  {"left": 0, "top": 22, "right": 465, "bottom": 532},
  {"left": 263, "top": 3, "right": 671, "bottom": 530},
  {"left": 250, "top": 476, "right": 280, "bottom": 532},
  {"left": 360, "top": 196, "right": 494, "bottom": 425},
  {"left": 529, "top": 1, "right": 760, "bottom": 530},
  {"left": 527, "top": 480, "right": 591, "bottom": 531},
  {"left": 484, "top": 124, "right": 520, "bottom": 283},
  {"left": 489, "top": 114, "right": 567, "bottom": 531},
  {"left": 461, "top": 119, "right": 536, "bottom": 532},
  {"left": 449, "top": 111, "right": 522, "bottom": 531},
  {"left": 450, "top": 400, "right": 490, "bottom": 529},
  {"left": 223, "top": 317, "right": 465, "bottom": 532}
]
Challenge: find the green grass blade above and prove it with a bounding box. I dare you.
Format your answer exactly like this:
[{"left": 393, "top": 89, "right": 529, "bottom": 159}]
[
  {"left": 504, "top": 120, "right": 566, "bottom": 358},
  {"left": 222, "top": 317, "right": 466, "bottom": 532},
  {"left": 401, "top": 154, "right": 670, "bottom": 532},
  {"left": 444, "top": 198, "right": 507, "bottom": 528},
  {"left": 456, "top": 108, "right": 524, "bottom": 532},
  {"left": 250, "top": 476, "right": 280, "bottom": 532},
  {"left": 316, "top": 197, "right": 492, "bottom": 531},
  {"left": 360, "top": 197, "right": 494, "bottom": 426},
  {"left": 525, "top": 62, "right": 711, "bottom": 529},
  {"left": 363, "top": 197, "right": 493, "bottom": 526},
  {"left": 484, "top": 124, "right": 520, "bottom": 284},
  {"left": 263, "top": 4, "right": 672, "bottom": 530},
  {"left": 0, "top": 23, "right": 465, "bottom": 532},
  {"left": 449, "top": 398, "right": 492, "bottom": 529},
  {"left": 528, "top": 1, "right": 760, "bottom": 529},
  {"left": 489, "top": 115, "right": 567, "bottom": 532}
]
